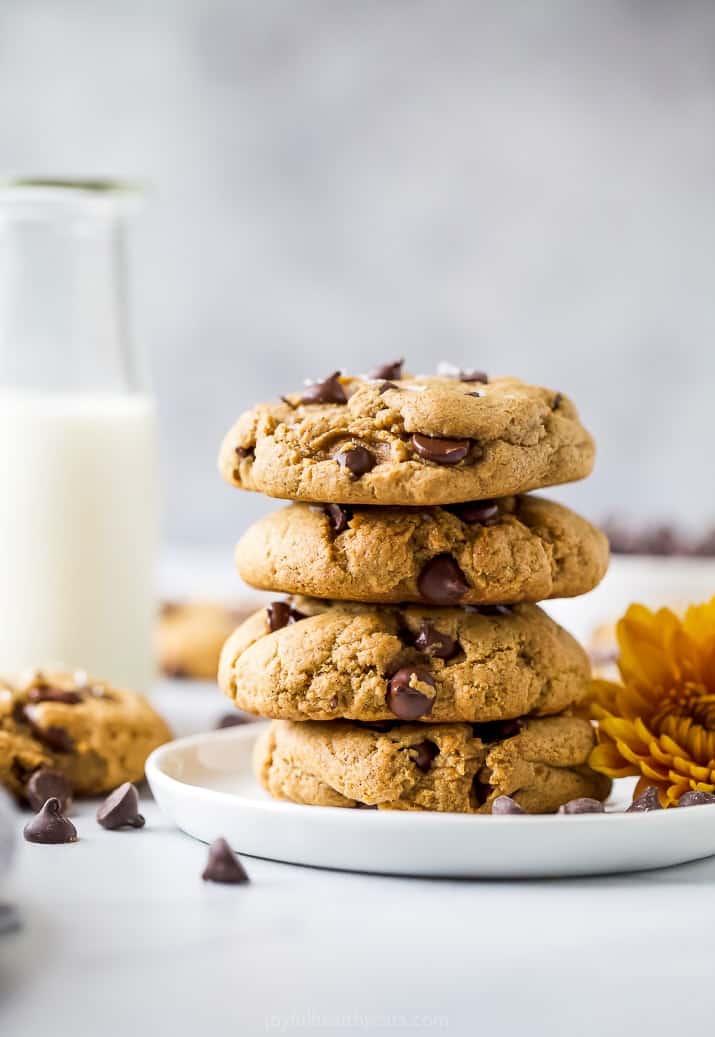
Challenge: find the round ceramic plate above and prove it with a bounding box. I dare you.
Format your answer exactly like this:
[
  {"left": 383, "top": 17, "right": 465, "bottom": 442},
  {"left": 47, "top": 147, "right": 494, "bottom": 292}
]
[{"left": 146, "top": 725, "right": 715, "bottom": 878}]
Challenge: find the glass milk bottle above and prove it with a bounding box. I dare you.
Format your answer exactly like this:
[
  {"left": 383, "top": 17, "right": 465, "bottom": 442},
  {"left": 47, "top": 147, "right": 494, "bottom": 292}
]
[{"left": 0, "top": 180, "right": 158, "bottom": 690}]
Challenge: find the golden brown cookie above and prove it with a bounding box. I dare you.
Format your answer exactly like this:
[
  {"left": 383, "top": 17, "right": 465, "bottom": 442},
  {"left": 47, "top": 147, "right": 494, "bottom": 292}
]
[
  {"left": 0, "top": 668, "right": 171, "bottom": 800},
  {"left": 255, "top": 715, "right": 611, "bottom": 814},
  {"left": 219, "top": 372, "right": 594, "bottom": 506},
  {"left": 157, "top": 601, "right": 252, "bottom": 681},
  {"left": 235, "top": 495, "right": 609, "bottom": 605},
  {"left": 219, "top": 597, "right": 591, "bottom": 723}
]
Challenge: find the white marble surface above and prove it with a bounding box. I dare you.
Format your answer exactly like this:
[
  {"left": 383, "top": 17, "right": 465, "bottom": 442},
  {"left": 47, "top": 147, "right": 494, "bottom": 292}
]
[{"left": 3, "top": 557, "right": 715, "bottom": 1034}]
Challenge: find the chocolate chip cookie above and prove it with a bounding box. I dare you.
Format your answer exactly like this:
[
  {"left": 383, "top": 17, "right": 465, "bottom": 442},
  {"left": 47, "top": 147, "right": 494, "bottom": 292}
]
[
  {"left": 157, "top": 600, "right": 252, "bottom": 680},
  {"left": 218, "top": 597, "right": 590, "bottom": 723},
  {"left": 219, "top": 372, "right": 594, "bottom": 506},
  {"left": 235, "top": 495, "right": 608, "bottom": 605},
  {"left": 0, "top": 669, "right": 171, "bottom": 801},
  {"left": 255, "top": 715, "right": 611, "bottom": 813}
]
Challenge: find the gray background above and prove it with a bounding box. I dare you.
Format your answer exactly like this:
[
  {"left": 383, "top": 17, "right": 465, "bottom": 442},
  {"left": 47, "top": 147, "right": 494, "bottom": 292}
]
[{"left": 1, "top": 0, "right": 714, "bottom": 545}]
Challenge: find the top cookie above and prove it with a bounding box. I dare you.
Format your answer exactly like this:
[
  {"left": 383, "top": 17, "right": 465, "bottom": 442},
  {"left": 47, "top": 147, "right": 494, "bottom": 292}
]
[{"left": 218, "top": 367, "right": 595, "bottom": 505}]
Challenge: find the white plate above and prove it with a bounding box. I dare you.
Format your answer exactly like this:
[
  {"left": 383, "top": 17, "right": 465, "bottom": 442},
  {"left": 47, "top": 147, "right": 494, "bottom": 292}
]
[{"left": 146, "top": 725, "right": 715, "bottom": 878}]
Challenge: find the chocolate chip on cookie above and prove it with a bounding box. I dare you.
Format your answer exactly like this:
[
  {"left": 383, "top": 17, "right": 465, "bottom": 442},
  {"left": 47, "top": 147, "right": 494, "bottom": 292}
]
[
  {"left": 412, "top": 740, "right": 439, "bottom": 772},
  {"left": 413, "top": 620, "right": 458, "bottom": 660},
  {"left": 27, "top": 685, "right": 83, "bottom": 705},
  {"left": 235, "top": 446, "right": 253, "bottom": 460},
  {"left": 417, "top": 554, "right": 470, "bottom": 605},
  {"left": 23, "top": 797, "right": 78, "bottom": 844},
  {"left": 202, "top": 837, "right": 250, "bottom": 884},
  {"left": 459, "top": 370, "right": 488, "bottom": 384},
  {"left": 300, "top": 371, "right": 347, "bottom": 405},
  {"left": 266, "top": 601, "right": 306, "bottom": 632},
  {"left": 447, "top": 500, "right": 500, "bottom": 526},
  {"left": 472, "top": 718, "right": 523, "bottom": 743},
  {"left": 377, "top": 380, "right": 399, "bottom": 394},
  {"left": 336, "top": 447, "right": 376, "bottom": 478},
  {"left": 386, "top": 667, "right": 435, "bottom": 720},
  {"left": 97, "top": 783, "right": 146, "bottom": 830},
  {"left": 324, "top": 503, "right": 351, "bottom": 533},
  {"left": 369, "top": 359, "right": 403, "bottom": 380},
  {"left": 25, "top": 769, "right": 73, "bottom": 813},
  {"left": 411, "top": 433, "right": 471, "bottom": 466}
]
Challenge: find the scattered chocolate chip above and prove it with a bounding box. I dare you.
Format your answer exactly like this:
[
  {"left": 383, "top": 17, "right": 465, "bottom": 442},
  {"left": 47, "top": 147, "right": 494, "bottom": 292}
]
[
  {"left": 447, "top": 500, "right": 500, "bottom": 526},
  {"left": 369, "top": 359, "right": 403, "bottom": 380},
  {"left": 412, "top": 740, "right": 439, "bottom": 773},
  {"left": 324, "top": 503, "right": 351, "bottom": 533},
  {"left": 96, "top": 783, "right": 146, "bottom": 830},
  {"left": 557, "top": 798, "right": 606, "bottom": 814},
  {"left": 627, "top": 787, "right": 662, "bottom": 812},
  {"left": 414, "top": 620, "right": 458, "bottom": 660},
  {"left": 27, "top": 686, "right": 83, "bottom": 705},
  {"left": 471, "top": 777, "right": 492, "bottom": 807},
  {"left": 418, "top": 555, "right": 470, "bottom": 605},
  {"left": 336, "top": 446, "right": 376, "bottom": 478},
  {"left": 551, "top": 392, "right": 562, "bottom": 410},
  {"left": 386, "top": 668, "right": 435, "bottom": 720},
  {"left": 23, "top": 797, "right": 78, "bottom": 844},
  {"left": 215, "top": 713, "right": 253, "bottom": 729},
  {"left": 267, "top": 601, "right": 306, "bottom": 632},
  {"left": 459, "top": 370, "right": 488, "bottom": 383},
  {"left": 356, "top": 720, "right": 397, "bottom": 732},
  {"left": 472, "top": 719, "right": 523, "bottom": 743},
  {"left": 300, "top": 371, "right": 347, "bottom": 405},
  {"left": 491, "top": 795, "right": 526, "bottom": 815},
  {"left": 25, "top": 769, "right": 73, "bottom": 813},
  {"left": 202, "top": 837, "right": 250, "bottom": 883},
  {"left": 411, "top": 433, "right": 471, "bottom": 466},
  {"left": 677, "top": 790, "right": 715, "bottom": 808},
  {"left": 378, "top": 381, "right": 399, "bottom": 394}
]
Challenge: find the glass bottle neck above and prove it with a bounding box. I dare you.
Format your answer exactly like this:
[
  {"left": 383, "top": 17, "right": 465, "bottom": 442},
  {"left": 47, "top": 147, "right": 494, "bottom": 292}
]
[{"left": 0, "top": 183, "right": 146, "bottom": 394}]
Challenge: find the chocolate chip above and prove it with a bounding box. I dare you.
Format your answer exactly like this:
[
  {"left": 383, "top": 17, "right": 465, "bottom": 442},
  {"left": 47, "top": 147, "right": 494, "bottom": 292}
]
[
  {"left": 386, "top": 667, "right": 435, "bottom": 720},
  {"left": 677, "top": 790, "right": 715, "bottom": 808},
  {"left": 267, "top": 601, "right": 306, "bottom": 632},
  {"left": 25, "top": 769, "right": 73, "bottom": 813},
  {"left": 557, "top": 798, "right": 606, "bottom": 814},
  {"left": 411, "top": 433, "right": 471, "bottom": 465},
  {"left": 465, "top": 390, "right": 484, "bottom": 398},
  {"left": 356, "top": 720, "right": 397, "bottom": 732},
  {"left": 412, "top": 740, "right": 439, "bottom": 773},
  {"left": 417, "top": 555, "right": 470, "bottom": 605},
  {"left": 324, "top": 503, "right": 351, "bottom": 533},
  {"left": 551, "top": 392, "right": 562, "bottom": 410},
  {"left": 96, "top": 783, "right": 146, "bottom": 830},
  {"left": 27, "top": 686, "right": 82, "bottom": 705},
  {"left": 471, "top": 777, "right": 492, "bottom": 807},
  {"left": 472, "top": 719, "right": 523, "bottom": 743},
  {"left": 280, "top": 395, "right": 297, "bottom": 409},
  {"left": 235, "top": 446, "right": 252, "bottom": 459},
  {"left": 459, "top": 370, "right": 488, "bottom": 383},
  {"left": 164, "top": 664, "right": 188, "bottom": 679},
  {"left": 491, "top": 795, "right": 526, "bottom": 815},
  {"left": 202, "top": 837, "right": 250, "bottom": 883},
  {"left": 329, "top": 695, "right": 338, "bottom": 710},
  {"left": 23, "top": 798, "right": 78, "bottom": 844},
  {"left": 447, "top": 500, "right": 500, "bottom": 526},
  {"left": 336, "top": 446, "right": 376, "bottom": 478},
  {"left": 215, "top": 713, "right": 253, "bottom": 729},
  {"left": 300, "top": 371, "right": 346, "bottom": 405},
  {"left": 378, "top": 381, "right": 398, "bottom": 394},
  {"left": 369, "top": 359, "right": 403, "bottom": 380},
  {"left": 627, "top": 787, "right": 662, "bottom": 812},
  {"left": 20, "top": 709, "right": 75, "bottom": 754},
  {"left": 413, "top": 620, "right": 458, "bottom": 660}
]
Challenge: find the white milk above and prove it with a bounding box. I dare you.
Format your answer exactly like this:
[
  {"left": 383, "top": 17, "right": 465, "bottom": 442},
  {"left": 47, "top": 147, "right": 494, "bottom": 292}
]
[{"left": 0, "top": 389, "right": 159, "bottom": 690}]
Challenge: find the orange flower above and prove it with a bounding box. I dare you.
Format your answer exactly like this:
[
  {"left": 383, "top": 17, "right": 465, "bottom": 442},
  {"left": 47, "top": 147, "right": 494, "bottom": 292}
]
[{"left": 589, "top": 597, "right": 715, "bottom": 807}]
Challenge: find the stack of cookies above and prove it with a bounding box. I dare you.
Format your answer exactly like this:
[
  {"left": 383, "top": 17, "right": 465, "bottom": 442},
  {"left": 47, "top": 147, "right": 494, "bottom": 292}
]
[{"left": 217, "top": 362, "right": 611, "bottom": 813}]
